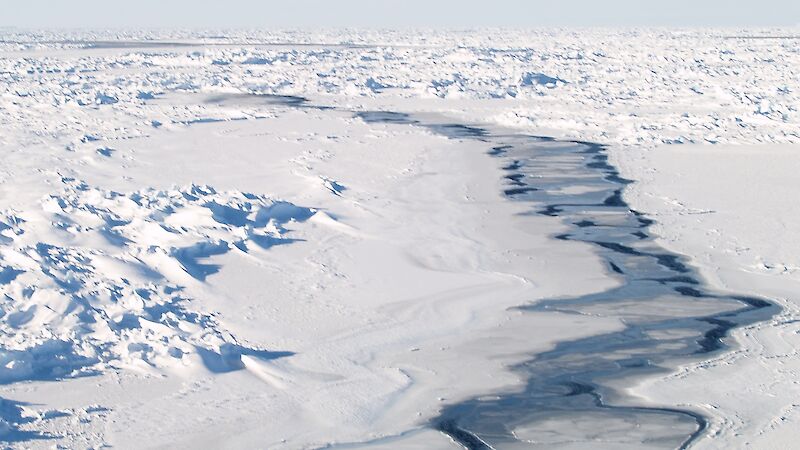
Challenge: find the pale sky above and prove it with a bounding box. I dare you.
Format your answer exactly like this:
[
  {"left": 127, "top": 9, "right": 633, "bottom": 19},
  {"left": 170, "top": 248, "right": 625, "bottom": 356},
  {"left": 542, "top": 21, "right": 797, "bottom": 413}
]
[{"left": 2, "top": 0, "right": 799, "bottom": 28}]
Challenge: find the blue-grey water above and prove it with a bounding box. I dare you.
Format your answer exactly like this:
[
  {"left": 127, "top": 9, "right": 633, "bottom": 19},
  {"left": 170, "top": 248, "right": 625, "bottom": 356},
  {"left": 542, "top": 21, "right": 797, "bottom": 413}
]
[
  {"left": 173, "top": 96, "right": 776, "bottom": 448},
  {"left": 355, "top": 111, "right": 778, "bottom": 449}
]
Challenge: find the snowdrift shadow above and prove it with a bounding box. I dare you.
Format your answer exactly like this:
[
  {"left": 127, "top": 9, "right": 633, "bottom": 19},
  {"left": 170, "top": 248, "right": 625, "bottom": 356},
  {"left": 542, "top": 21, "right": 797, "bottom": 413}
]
[
  {"left": 0, "top": 183, "right": 312, "bottom": 441},
  {"left": 196, "top": 344, "right": 295, "bottom": 374}
]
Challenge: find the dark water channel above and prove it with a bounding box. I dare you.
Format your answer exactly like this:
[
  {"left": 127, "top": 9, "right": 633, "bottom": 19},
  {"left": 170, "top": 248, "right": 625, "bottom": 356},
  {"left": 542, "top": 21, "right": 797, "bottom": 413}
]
[
  {"left": 354, "top": 111, "right": 778, "bottom": 449},
  {"left": 176, "top": 97, "right": 777, "bottom": 448}
]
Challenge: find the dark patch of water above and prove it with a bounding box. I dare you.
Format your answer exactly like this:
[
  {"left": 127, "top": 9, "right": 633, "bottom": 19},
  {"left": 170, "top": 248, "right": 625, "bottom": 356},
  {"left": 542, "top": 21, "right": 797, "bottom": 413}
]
[
  {"left": 423, "top": 124, "right": 778, "bottom": 449},
  {"left": 203, "top": 93, "right": 310, "bottom": 108},
  {"left": 355, "top": 111, "right": 417, "bottom": 125},
  {"left": 350, "top": 110, "right": 777, "bottom": 449}
]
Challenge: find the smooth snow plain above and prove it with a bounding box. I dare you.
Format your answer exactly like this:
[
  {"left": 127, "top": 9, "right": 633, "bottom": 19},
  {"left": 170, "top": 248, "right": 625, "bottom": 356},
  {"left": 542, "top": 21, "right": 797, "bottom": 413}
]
[{"left": 0, "top": 28, "right": 798, "bottom": 448}]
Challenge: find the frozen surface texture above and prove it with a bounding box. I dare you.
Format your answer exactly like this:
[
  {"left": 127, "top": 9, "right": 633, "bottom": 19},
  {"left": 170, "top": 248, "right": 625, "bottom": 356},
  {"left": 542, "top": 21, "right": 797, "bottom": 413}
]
[
  {"left": 614, "top": 144, "right": 800, "bottom": 449},
  {"left": 0, "top": 28, "right": 798, "bottom": 447},
  {"left": 1, "top": 29, "right": 798, "bottom": 148}
]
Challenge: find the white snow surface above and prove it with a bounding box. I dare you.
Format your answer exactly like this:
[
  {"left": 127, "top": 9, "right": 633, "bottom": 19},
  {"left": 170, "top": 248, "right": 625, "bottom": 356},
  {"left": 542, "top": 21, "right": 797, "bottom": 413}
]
[
  {"left": 613, "top": 143, "right": 800, "bottom": 449},
  {"left": 0, "top": 27, "right": 798, "bottom": 447},
  {"left": 1, "top": 28, "right": 798, "bottom": 148}
]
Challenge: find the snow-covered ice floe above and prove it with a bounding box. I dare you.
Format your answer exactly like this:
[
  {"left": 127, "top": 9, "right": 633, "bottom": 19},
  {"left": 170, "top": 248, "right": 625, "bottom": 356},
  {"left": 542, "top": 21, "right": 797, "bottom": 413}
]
[
  {"left": 0, "top": 28, "right": 797, "bottom": 448},
  {"left": 2, "top": 179, "right": 308, "bottom": 379},
  {"left": 613, "top": 144, "right": 800, "bottom": 449}
]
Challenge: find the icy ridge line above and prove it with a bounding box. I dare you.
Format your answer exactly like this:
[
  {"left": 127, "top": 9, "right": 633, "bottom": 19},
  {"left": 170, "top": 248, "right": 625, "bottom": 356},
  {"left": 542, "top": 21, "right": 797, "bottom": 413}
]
[
  {"left": 1, "top": 28, "right": 798, "bottom": 147},
  {"left": 0, "top": 178, "right": 310, "bottom": 389}
]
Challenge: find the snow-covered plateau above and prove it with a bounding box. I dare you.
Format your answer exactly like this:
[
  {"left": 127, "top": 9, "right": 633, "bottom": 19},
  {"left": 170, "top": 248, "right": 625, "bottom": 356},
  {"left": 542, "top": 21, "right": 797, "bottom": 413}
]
[{"left": 0, "top": 28, "right": 798, "bottom": 448}]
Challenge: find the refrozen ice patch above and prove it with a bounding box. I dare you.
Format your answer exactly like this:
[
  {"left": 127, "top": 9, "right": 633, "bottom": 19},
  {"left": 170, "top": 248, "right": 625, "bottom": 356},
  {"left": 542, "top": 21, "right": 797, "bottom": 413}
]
[{"left": 0, "top": 179, "right": 308, "bottom": 384}]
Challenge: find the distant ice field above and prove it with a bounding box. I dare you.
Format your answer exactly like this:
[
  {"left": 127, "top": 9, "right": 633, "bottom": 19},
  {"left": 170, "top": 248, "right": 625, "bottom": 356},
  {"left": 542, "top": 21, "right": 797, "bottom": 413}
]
[{"left": 0, "top": 28, "right": 798, "bottom": 448}]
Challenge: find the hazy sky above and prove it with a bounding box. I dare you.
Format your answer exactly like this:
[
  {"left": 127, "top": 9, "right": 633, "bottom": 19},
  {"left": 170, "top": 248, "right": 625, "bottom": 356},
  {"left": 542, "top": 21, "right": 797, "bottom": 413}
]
[{"left": 2, "top": 0, "right": 799, "bottom": 28}]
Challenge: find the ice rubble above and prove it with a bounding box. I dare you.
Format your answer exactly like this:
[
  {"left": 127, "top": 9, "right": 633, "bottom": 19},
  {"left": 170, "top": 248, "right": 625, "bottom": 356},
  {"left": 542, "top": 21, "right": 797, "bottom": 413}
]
[
  {"left": 1, "top": 28, "right": 798, "bottom": 147},
  {"left": 0, "top": 27, "right": 798, "bottom": 445},
  {"left": 0, "top": 178, "right": 309, "bottom": 384}
]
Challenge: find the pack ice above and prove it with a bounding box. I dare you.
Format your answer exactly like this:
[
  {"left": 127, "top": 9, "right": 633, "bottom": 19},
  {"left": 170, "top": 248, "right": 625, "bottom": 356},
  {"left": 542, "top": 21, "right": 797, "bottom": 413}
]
[{"left": 0, "top": 27, "right": 798, "bottom": 449}]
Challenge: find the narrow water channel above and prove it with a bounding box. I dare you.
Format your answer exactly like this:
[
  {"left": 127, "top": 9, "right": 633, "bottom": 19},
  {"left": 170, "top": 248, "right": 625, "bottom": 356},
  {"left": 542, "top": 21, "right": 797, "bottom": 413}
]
[
  {"left": 209, "top": 95, "right": 776, "bottom": 448},
  {"left": 356, "top": 111, "right": 778, "bottom": 449}
]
